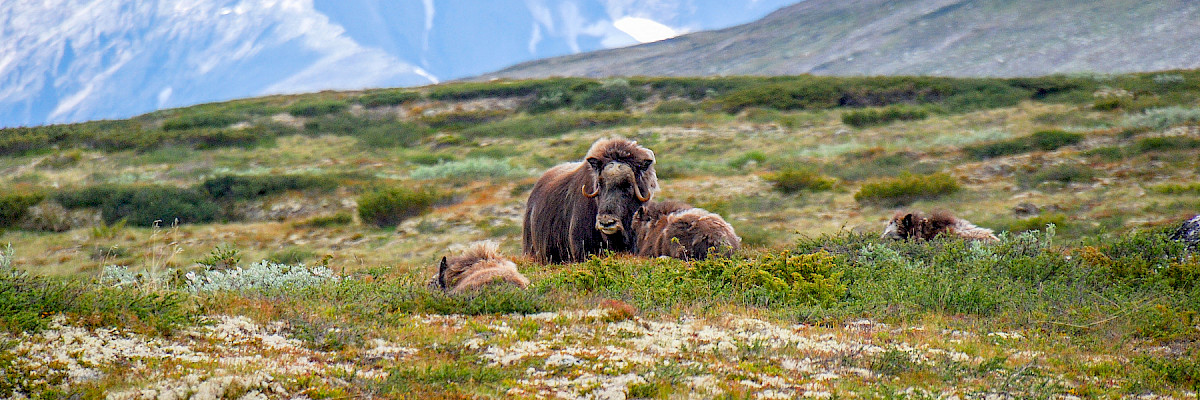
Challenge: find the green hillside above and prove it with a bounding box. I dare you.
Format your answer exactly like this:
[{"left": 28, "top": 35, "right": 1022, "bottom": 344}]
[{"left": 2, "top": 71, "right": 1199, "bottom": 398}]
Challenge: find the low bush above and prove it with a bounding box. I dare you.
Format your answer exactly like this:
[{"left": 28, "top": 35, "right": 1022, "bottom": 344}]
[
  {"left": 2, "top": 259, "right": 190, "bottom": 334},
  {"left": 763, "top": 168, "right": 836, "bottom": 193},
  {"left": 1017, "top": 163, "right": 1097, "bottom": 187},
  {"left": 1134, "top": 136, "right": 1200, "bottom": 153},
  {"left": 1122, "top": 106, "right": 1200, "bottom": 131},
  {"left": 358, "top": 187, "right": 444, "bottom": 227},
  {"left": 357, "top": 90, "right": 420, "bottom": 108},
  {"left": 964, "top": 130, "right": 1084, "bottom": 159},
  {"left": 841, "top": 105, "right": 929, "bottom": 128},
  {"left": 1000, "top": 213, "right": 1069, "bottom": 233},
  {"left": 575, "top": 79, "right": 647, "bottom": 111},
  {"left": 0, "top": 193, "right": 45, "bottom": 228},
  {"left": 728, "top": 151, "right": 767, "bottom": 169},
  {"left": 409, "top": 158, "right": 527, "bottom": 181},
  {"left": 564, "top": 250, "right": 847, "bottom": 310},
  {"left": 296, "top": 213, "right": 353, "bottom": 228},
  {"left": 653, "top": 99, "right": 699, "bottom": 113},
  {"left": 418, "top": 110, "right": 509, "bottom": 130},
  {"left": 200, "top": 174, "right": 340, "bottom": 201},
  {"left": 287, "top": 99, "right": 349, "bottom": 117},
  {"left": 854, "top": 172, "right": 960, "bottom": 206},
  {"left": 461, "top": 111, "right": 635, "bottom": 139},
  {"left": 161, "top": 112, "right": 241, "bottom": 131},
  {"left": 56, "top": 185, "right": 218, "bottom": 226},
  {"left": 1151, "top": 183, "right": 1200, "bottom": 195}
]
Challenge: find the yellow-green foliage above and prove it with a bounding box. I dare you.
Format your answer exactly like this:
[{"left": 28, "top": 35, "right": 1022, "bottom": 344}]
[
  {"left": 356, "top": 89, "right": 420, "bottom": 108},
  {"left": 1151, "top": 183, "right": 1200, "bottom": 195},
  {"left": 357, "top": 187, "right": 442, "bottom": 227},
  {"left": 0, "top": 192, "right": 45, "bottom": 228},
  {"left": 841, "top": 105, "right": 929, "bottom": 128},
  {"left": 287, "top": 99, "right": 349, "bottom": 117},
  {"left": 696, "top": 251, "right": 846, "bottom": 306},
  {"left": 763, "top": 168, "right": 836, "bottom": 193},
  {"left": 854, "top": 172, "right": 960, "bottom": 206}
]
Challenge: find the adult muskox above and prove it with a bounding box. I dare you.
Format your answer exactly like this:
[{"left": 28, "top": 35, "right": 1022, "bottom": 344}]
[
  {"left": 633, "top": 200, "right": 741, "bottom": 260},
  {"left": 523, "top": 138, "right": 658, "bottom": 263}
]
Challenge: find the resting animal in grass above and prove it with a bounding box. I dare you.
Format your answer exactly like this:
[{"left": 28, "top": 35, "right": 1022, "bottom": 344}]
[
  {"left": 633, "top": 200, "right": 741, "bottom": 260},
  {"left": 429, "top": 242, "right": 530, "bottom": 294},
  {"left": 881, "top": 210, "right": 998, "bottom": 242}
]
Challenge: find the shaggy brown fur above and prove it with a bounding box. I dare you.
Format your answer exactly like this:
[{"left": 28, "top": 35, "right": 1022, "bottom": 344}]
[
  {"left": 881, "top": 210, "right": 999, "bottom": 242},
  {"left": 523, "top": 138, "right": 658, "bottom": 263},
  {"left": 633, "top": 200, "right": 741, "bottom": 260},
  {"left": 429, "top": 242, "right": 530, "bottom": 295}
]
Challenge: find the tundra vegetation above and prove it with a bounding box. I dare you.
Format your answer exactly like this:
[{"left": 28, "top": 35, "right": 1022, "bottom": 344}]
[{"left": 2, "top": 71, "right": 1200, "bottom": 398}]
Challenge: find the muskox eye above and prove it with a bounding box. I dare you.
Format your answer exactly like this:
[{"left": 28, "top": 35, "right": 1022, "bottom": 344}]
[{"left": 638, "top": 159, "right": 653, "bottom": 170}]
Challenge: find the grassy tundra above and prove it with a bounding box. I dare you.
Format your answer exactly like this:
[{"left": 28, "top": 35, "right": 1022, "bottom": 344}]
[{"left": 2, "top": 72, "right": 1199, "bottom": 398}]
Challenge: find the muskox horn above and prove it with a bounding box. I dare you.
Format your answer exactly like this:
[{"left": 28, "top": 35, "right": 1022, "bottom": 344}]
[
  {"left": 581, "top": 183, "right": 599, "bottom": 198},
  {"left": 632, "top": 176, "right": 651, "bottom": 203}
]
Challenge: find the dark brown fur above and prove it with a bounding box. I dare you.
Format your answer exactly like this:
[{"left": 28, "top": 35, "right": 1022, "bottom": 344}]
[
  {"left": 523, "top": 138, "right": 657, "bottom": 263},
  {"left": 429, "top": 242, "right": 529, "bottom": 294},
  {"left": 882, "top": 210, "right": 998, "bottom": 241},
  {"left": 633, "top": 200, "right": 741, "bottom": 260}
]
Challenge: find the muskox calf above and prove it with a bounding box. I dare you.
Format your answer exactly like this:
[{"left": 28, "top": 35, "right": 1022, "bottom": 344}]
[
  {"left": 881, "top": 210, "right": 999, "bottom": 242},
  {"left": 430, "top": 242, "right": 530, "bottom": 294},
  {"left": 633, "top": 200, "right": 741, "bottom": 260},
  {"left": 523, "top": 138, "right": 658, "bottom": 263}
]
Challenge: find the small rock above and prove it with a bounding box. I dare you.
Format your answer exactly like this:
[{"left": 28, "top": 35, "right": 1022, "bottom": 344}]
[{"left": 1013, "top": 203, "right": 1040, "bottom": 217}]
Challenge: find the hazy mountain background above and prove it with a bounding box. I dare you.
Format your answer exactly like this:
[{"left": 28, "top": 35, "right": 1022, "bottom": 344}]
[
  {"left": 0, "top": 0, "right": 796, "bottom": 128},
  {"left": 486, "top": 0, "right": 1200, "bottom": 80}
]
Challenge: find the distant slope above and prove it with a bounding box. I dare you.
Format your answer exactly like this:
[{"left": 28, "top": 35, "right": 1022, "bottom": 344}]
[{"left": 483, "top": 0, "right": 1200, "bottom": 79}]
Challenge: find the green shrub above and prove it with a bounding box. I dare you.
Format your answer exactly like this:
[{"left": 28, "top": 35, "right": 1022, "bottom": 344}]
[
  {"left": 763, "top": 168, "right": 836, "bottom": 193},
  {"left": 200, "top": 174, "right": 339, "bottom": 201},
  {"left": 56, "top": 185, "right": 218, "bottom": 226},
  {"left": 161, "top": 112, "right": 241, "bottom": 131},
  {"left": 0, "top": 261, "right": 190, "bottom": 334},
  {"left": 854, "top": 172, "right": 960, "bottom": 206},
  {"left": 418, "top": 110, "right": 509, "bottom": 130},
  {"left": 0, "top": 193, "right": 45, "bottom": 228},
  {"left": 1017, "top": 163, "right": 1097, "bottom": 187},
  {"left": 296, "top": 213, "right": 353, "bottom": 228},
  {"left": 408, "top": 152, "right": 458, "bottom": 165},
  {"left": 267, "top": 247, "right": 317, "bottom": 265},
  {"left": 410, "top": 158, "right": 527, "bottom": 181},
  {"left": 964, "top": 130, "right": 1084, "bottom": 159},
  {"left": 358, "top": 187, "right": 444, "bottom": 227},
  {"left": 461, "top": 111, "right": 635, "bottom": 139},
  {"left": 196, "top": 245, "right": 242, "bottom": 269},
  {"left": 1001, "top": 213, "right": 1069, "bottom": 233},
  {"left": 357, "top": 90, "right": 420, "bottom": 108},
  {"left": 288, "top": 99, "right": 349, "bottom": 117},
  {"left": 356, "top": 121, "right": 433, "bottom": 147},
  {"left": 575, "top": 79, "right": 647, "bottom": 111},
  {"left": 1151, "top": 183, "right": 1200, "bottom": 195},
  {"left": 841, "top": 105, "right": 929, "bottom": 128},
  {"left": 653, "top": 99, "right": 699, "bottom": 113},
  {"left": 1135, "top": 136, "right": 1200, "bottom": 153},
  {"left": 1122, "top": 107, "right": 1200, "bottom": 130},
  {"left": 728, "top": 151, "right": 767, "bottom": 169},
  {"left": 695, "top": 251, "right": 847, "bottom": 307}
]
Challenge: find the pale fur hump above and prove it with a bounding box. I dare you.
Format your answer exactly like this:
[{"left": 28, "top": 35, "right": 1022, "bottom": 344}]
[
  {"left": 948, "top": 218, "right": 1000, "bottom": 242},
  {"left": 432, "top": 242, "right": 530, "bottom": 294}
]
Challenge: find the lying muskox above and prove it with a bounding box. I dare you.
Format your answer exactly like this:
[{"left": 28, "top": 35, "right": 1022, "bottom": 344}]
[
  {"left": 429, "top": 242, "right": 530, "bottom": 294},
  {"left": 1172, "top": 215, "right": 1200, "bottom": 248},
  {"left": 523, "top": 138, "right": 658, "bottom": 263},
  {"left": 633, "top": 200, "right": 741, "bottom": 260},
  {"left": 881, "top": 210, "right": 999, "bottom": 242}
]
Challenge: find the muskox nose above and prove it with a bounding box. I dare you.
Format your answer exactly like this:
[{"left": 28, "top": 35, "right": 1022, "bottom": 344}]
[{"left": 596, "top": 215, "right": 621, "bottom": 234}]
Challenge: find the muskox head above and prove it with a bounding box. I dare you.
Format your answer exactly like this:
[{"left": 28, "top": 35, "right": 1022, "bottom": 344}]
[
  {"left": 881, "top": 212, "right": 916, "bottom": 240},
  {"left": 580, "top": 138, "right": 657, "bottom": 243}
]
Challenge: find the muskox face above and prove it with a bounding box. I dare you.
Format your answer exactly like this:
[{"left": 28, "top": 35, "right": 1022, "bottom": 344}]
[
  {"left": 583, "top": 155, "right": 655, "bottom": 239},
  {"left": 881, "top": 212, "right": 915, "bottom": 240}
]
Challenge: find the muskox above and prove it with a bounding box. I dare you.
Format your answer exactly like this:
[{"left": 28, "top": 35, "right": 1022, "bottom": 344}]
[
  {"left": 523, "top": 138, "right": 658, "bottom": 263},
  {"left": 633, "top": 200, "right": 741, "bottom": 260},
  {"left": 429, "top": 242, "right": 530, "bottom": 294},
  {"left": 881, "top": 210, "right": 999, "bottom": 242},
  {"left": 1172, "top": 215, "right": 1200, "bottom": 248}
]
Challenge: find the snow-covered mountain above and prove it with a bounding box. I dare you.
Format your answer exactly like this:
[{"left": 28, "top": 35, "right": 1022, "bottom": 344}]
[{"left": 0, "top": 0, "right": 797, "bottom": 128}]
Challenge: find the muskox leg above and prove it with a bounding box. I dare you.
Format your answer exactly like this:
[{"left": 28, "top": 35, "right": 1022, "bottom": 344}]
[{"left": 437, "top": 256, "right": 448, "bottom": 290}]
